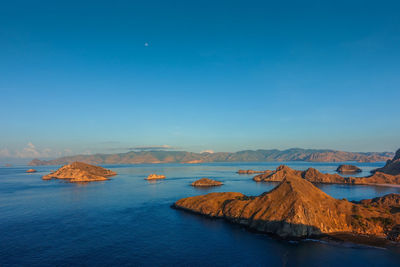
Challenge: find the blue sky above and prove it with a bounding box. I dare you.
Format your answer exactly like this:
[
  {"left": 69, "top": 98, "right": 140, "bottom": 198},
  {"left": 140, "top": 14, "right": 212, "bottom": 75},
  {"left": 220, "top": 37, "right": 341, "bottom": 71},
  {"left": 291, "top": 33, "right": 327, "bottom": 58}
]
[{"left": 1, "top": 0, "right": 400, "bottom": 158}]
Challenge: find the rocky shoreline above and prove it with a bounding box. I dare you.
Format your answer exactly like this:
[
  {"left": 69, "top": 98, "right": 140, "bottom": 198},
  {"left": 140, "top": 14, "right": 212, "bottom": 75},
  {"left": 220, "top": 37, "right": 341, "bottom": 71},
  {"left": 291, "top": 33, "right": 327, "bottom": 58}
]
[
  {"left": 174, "top": 174, "right": 400, "bottom": 244},
  {"left": 252, "top": 164, "right": 400, "bottom": 186}
]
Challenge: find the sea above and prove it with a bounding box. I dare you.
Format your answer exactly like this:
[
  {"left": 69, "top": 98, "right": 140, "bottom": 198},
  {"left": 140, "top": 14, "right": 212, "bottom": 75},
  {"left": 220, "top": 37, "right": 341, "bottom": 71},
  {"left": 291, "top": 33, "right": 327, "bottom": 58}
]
[{"left": 1, "top": 162, "right": 400, "bottom": 266}]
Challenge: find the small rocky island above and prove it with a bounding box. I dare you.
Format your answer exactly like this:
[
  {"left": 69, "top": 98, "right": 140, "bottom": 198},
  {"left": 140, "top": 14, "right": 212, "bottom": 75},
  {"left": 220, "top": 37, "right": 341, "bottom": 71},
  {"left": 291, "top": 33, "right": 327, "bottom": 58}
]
[
  {"left": 42, "top": 162, "right": 116, "bottom": 182},
  {"left": 237, "top": 169, "right": 270, "bottom": 174},
  {"left": 146, "top": 174, "right": 166, "bottom": 180},
  {"left": 174, "top": 174, "right": 400, "bottom": 242},
  {"left": 191, "top": 178, "right": 223, "bottom": 187},
  {"left": 336, "top": 164, "right": 362, "bottom": 174},
  {"left": 26, "top": 169, "right": 37, "bottom": 173}
]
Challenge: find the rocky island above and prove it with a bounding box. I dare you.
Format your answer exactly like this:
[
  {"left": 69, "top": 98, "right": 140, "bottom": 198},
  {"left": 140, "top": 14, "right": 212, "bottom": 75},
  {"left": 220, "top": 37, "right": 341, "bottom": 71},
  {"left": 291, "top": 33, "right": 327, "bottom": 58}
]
[
  {"left": 253, "top": 165, "right": 400, "bottom": 185},
  {"left": 191, "top": 178, "right": 223, "bottom": 187},
  {"left": 252, "top": 150, "right": 400, "bottom": 186},
  {"left": 146, "top": 174, "right": 166, "bottom": 180},
  {"left": 237, "top": 170, "right": 271, "bottom": 174},
  {"left": 26, "top": 169, "right": 37, "bottom": 173},
  {"left": 174, "top": 174, "right": 400, "bottom": 242},
  {"left": 336, "top": 164, "right": 362, "bottom": 174},
  {"left": 42, "top": 162, "right": 116, "bottom": 182},
  {"left": 253, "top": 165, "right": 346, "bottom": 184}
]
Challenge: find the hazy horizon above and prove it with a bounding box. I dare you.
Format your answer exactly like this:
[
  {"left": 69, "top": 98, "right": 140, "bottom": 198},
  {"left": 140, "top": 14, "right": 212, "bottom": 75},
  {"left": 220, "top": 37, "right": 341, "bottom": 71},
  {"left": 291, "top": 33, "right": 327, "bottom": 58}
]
[
  {"left": 1, "top": 0, "right": 400, "bottom": 159},
  {"left": 0, "top": 146, "right": 396, "bottom": 166}
]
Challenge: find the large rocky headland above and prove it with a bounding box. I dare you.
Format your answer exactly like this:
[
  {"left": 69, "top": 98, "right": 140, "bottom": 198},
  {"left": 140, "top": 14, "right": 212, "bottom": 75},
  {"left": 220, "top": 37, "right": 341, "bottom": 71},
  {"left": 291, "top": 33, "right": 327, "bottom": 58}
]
[
  {"left": 174, "top": 173, "right": 400, "bottom": 243},
  {"left": 373, "top": 148, "right": 400, "bottom": 175}
]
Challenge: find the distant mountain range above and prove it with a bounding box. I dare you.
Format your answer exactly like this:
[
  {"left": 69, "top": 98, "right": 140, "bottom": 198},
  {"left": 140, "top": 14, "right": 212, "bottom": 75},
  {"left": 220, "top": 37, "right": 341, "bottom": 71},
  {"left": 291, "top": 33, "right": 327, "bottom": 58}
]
[{"left": 28, "top": 148, "right": 394, "bottom": 166}]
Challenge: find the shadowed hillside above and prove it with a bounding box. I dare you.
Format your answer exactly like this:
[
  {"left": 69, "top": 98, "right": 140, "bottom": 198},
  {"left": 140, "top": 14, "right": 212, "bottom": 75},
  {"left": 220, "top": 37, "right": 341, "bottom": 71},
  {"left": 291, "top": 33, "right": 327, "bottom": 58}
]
[{"left": 174, "top": 174, "right": 400, "bottom": 241}]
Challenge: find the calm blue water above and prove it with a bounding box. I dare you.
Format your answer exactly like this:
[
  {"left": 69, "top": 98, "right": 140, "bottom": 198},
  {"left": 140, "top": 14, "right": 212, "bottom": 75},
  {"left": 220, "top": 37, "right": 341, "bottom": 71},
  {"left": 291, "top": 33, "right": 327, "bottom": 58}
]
[{"left": 1, "top": 162, "right": 400, "bottom": 266}]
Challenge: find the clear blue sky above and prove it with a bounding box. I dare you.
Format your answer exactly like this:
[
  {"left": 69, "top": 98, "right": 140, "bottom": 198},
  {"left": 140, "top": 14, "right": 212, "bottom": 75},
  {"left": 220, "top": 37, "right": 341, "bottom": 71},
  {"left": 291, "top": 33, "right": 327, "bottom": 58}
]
[{"left": 1, "top": 0, "right": 399, "bottom": 158}]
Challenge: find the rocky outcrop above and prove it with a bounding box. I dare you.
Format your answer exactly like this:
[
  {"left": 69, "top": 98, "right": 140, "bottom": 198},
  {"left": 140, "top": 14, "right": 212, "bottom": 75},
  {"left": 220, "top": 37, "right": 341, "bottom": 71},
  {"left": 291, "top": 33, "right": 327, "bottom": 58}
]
[
  {"left": 26, "top": 169, "right": 37, "bottom": 173},
  {"left": 237, "top": 170, "right": 271, "bottom": 174},
  {"left": 42, "top": 162, "right": 116, "bottom": 182},
  {"left": 358, "top": 194, "right": 400, "bottom": 212},
  {"left": 302, "top": 167, "right": 346, "bottom": 183},
  {"left": 253, "top": 165, "right": 300, "bottom": 182},
  {"left": 174, "top": 174, "right": 400, "bottom": 241},
  {"left": 373, "top": 148, "right": 400, "bottom": 175},
  {"left": 253, "top": 165, "right": 345, "bottom": 184},
  {"left": 253, "top": 165, "right": 400, "bottom": 185},
  {"left": 191, "top": 178, "right": 223, "bottom": 187},
  {"left": 146, "top": 174, "right": 166, "bottom": 180},
  {"left": 28, "top": 149, "right": 394, "bottom": 166},
  {"left": 358, "top": 194, "right": 400, "bottom": 240},
  {"left": 349, "top": 172, "right": 400, "bottom": 185},
  {"left": 336, "top": 164, "right": 362, "bottom": 174}
]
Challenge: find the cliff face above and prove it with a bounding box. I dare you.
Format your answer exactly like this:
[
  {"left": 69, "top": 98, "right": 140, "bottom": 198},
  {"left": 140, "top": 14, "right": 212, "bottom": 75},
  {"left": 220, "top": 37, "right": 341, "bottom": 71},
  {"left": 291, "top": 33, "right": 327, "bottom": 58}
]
[
  {"left": 373, "top": 149, "right": 400, "bottom": 175},
  {"left": 42, "top": 162, "right": 116, "bottom": 182},
  {"left": 253, "top": 165, "right": 400, "bottom": 185},
  {"left": 174, "top": 174, "right": 400, "bottom": 240},
  {"left": 28, "top": 149, "right": 394, "bottom": 166}
]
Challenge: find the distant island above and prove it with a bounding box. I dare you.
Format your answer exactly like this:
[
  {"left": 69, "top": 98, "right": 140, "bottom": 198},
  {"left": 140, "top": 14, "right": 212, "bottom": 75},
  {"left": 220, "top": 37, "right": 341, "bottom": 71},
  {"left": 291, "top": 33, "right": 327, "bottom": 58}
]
[
  {"left": 336, "top": 164, "right": 362, "bottom": 174},
  {"left": 28, "top": 148, "right": 394, "bottom": 166},
  {"left": 191, "top": 178, "right": 223, "bottom": 187},
  {"left": 146, "top": 174, "right": 166, "bottom": 180}
]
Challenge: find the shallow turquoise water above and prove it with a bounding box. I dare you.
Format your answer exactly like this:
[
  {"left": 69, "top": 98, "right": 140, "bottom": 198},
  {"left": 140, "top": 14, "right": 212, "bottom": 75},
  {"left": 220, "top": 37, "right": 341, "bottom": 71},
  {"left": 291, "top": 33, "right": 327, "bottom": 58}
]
[{"left": 1, "top": 162, "right": 400, "bottom": 266}]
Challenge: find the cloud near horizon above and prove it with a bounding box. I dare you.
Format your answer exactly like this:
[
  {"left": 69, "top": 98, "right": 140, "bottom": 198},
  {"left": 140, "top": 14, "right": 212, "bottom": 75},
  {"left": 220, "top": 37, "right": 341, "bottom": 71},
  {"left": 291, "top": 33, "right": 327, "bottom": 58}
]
[
  {"left": 0, "top": 143, "right": 74, "bottom": 159},
  {"left": 0, "top": 148, "right": 11, "bottom": 158}
]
